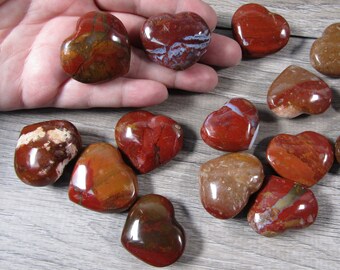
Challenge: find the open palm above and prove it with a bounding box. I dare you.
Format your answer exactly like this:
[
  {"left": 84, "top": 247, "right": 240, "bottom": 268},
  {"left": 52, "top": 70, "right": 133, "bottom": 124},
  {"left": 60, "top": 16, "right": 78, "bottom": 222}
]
[{"left": 0, "top": 0, "right": 241, "bottom": 111}]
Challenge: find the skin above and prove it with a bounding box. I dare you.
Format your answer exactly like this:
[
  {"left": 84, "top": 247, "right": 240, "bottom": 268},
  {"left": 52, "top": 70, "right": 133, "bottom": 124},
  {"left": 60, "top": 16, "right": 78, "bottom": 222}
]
[{"left": 0, "top": 0, "right": 242, "bottom": 111}]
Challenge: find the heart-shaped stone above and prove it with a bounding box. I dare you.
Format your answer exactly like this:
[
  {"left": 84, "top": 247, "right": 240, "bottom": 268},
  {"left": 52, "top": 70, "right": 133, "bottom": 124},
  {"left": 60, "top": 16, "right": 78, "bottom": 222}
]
[
  {"left": 200, "top": 153, "right": 264, "bottom": 219},
  {"left": 200, "top": 98, "right": 259, "bottom": 152},
  {"left": 68, "top": 142, "right": 138, "bottom": 212},
  {"left": 310, "top": 23, "right": 340, "bottom": 77},
  {"left": 232, "top": 3, "right": 290, "bottom": 58},
  {"left": 60, "top": 11, "right": 131, "bottom": 83},
  {"left": 335, "top": 136, "right": 340, "bottom": 163},
  {"left": 140, "top": 12, "right": 211, "bottom": 70},
  {"left": 247, "top": 175, "right": 318, "bottom": 237},
  {"left": 267, "top": 131, "right": 334, "bottom": 187},
  {"left": 121, "top": 194, "right": 185, "bottom": 267},
  {"left": 267, "top": 65, "right": 332, "bottom": 118},
  {"left": 115, "top": 110, "right": 183, "bottom": 174},
  {"left": 14, "top": 120, "right": 81, "bottom": 186}
]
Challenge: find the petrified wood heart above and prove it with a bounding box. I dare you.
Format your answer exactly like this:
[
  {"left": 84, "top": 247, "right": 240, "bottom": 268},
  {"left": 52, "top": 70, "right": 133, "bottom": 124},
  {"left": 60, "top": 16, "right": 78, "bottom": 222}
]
[
  {"left": 115, "top": 110, "right": 183, "bottom": 174},
  {"left": 140, "top": 12, "right": 211, "bottom": 70},
  {"left": 60, "top": 11, "right": 131, "bottom": 83}
]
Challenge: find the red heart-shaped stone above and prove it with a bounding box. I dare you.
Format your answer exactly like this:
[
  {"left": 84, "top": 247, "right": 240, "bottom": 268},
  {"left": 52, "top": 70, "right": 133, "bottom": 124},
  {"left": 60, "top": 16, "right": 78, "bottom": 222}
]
[
  {"left": 14, "top": 120, "right": 82, "bottom": 186},
  {"left": 247, "top": 175, "right": 318, "bottom": 237},
  {"left": 60, "top": 11, "right": 131, "bottom": 83},
  {"left": 200, "top": 98, "right": 259, "bottom": 152},
  {"left": 232, "top": 3, "right": 290, "bottom": 58},
  {"left": 115, "top": 111, "right": 184, "bottom": 174},
  {"left": 69, "top": 142, "right": 138, "bottom": 212},
  {"left": 121, "top": 194, "right": 185, "bottom": 267},
  {"left": 267, "top": 65, "right": 332, "bottom": 118},
  {"left": 140, "top": 12, "right": 211, "bottom": 70},
  {"left": 310, "top": 23, "right": 340, "bottom": 77},
  {"left": 267, "top": 131, "right": 334, "bottom": 187}
]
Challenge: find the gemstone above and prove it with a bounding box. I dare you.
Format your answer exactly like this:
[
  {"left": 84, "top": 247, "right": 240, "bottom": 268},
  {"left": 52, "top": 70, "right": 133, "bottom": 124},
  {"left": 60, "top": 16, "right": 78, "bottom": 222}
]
[
  {"left": 232, "top": 3, "right": 290, "bottom": 58},
  {"left": 200, "top": 98, "right": 259, "bottom": 152},
  {"left": 247, "top": 175, "right": 318, "bottom": 237},
  {"left": 336, "top": 136, "right": 340, "bottom": 163},
  {"left": 140, "top": 12, "right": 211, "bottom": 70},
  {"left": 200, "top": 153, "right": 264, "bottom": 219},
  {"left": 14, "top": 120, "right": 81, "bottom": 186},
  {"left": 121, "top": 194, "right": 185, "bottom": 267},
  {"left": 267, "top": 65, "right": 332, "bottom": 118},
  {"left": 68, "top": 142, "right": 137, "bottom": 212},
  {"left": 267, "top": 131, "right": 334, "bottom": 187},
  {"left": 310, "top": 23, "right": 340, "bottom": 77},
  {"left": 60, "top": 11, "right": 131, "bottom": 83},
  {"left": 115, "top": 110, "right": 184, "bottom": 174}
]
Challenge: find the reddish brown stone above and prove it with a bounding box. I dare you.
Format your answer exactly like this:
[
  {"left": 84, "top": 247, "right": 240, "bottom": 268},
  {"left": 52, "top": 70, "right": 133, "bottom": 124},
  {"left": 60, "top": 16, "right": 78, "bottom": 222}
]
[
  {"left": 60, "top": 11, "right": 130, "bottom": 83},
  {"left": 140, "top": 12, "right": 211, "bottom": 70},
  {"left": 310, "top": 23, "right": 340, "bottom": 77},
  {"left": 200, "top": 153, "right": 264, "bottom": 219},
  {"left": 69, "top": 142, "right": 138, "bottom": 212},
  {"left": 232, "top": 3, "right": 290, "bottom": 58},
  {"left": 267, "top": 65, "right": 332, "bottom": 118},
  {"left": 335, "top": 136, "right": 340, "bottom": 163},
  {"left": 14, "top": 120, "right": 81, "bottom": 186}
]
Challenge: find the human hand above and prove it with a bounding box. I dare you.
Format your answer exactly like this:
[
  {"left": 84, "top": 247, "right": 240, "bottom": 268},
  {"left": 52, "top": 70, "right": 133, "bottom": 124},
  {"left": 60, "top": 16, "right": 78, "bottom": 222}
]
[{"left": 0, "top": 0, "right": 242, "bottom": 111}]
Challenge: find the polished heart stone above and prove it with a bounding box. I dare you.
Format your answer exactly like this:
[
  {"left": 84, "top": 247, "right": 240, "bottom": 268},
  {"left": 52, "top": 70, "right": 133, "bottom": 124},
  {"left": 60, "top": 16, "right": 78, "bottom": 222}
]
[
  {"left": 140, "top": 12, "right": 211, "bottom": 70},
  {"left": 60, "top": 11, "right": 131, "bottom": 83},
  {"left": 115, "top": 110, "right": 183, "bottom": 174},
  {"left": 200, "top": 153, "right": 264, "bottom": 219},
  {"left": 121, "top": 194, "right": 185, "bottom": 267},
  {"left": 14, "top": 120, "right": 81, "bottom": 186},
  {"left": 310, "top": 23, "right": 340, "bottom": 77},
  {"left": 69, "top": 142, "right": 137, "bottom": 212},
  {"left": 200, "top": 98, "right": 259, "bottom": 152},
  {"left": 267, "top": 65, "right": 332, "bottom": 118},
  {"left": 232, "top": 3, "right": 290, "bottom": 58},
  {"left": 247, "top": 175, "right": 318, "bottom": 237},
  {"left": 267, "top": 131, "right": 334, "bottom": 187},
  {"left": 336, "top": 136, "right": 340, "bottom": 163}
]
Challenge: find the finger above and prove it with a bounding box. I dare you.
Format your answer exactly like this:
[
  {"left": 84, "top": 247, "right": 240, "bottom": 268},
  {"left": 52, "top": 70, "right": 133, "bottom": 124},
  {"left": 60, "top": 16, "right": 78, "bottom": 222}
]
[
  {"left": 127, "top": 48, "right": 218, "bottom": 92},
  {"left": 53, "top": 78, "right": 168, "bottom": 108},
  {"left": 96, "top": 0, "right": 217, "bottom": 30},
  {"left": 200, "top": 33, "right": 242, "bottom": 67}
]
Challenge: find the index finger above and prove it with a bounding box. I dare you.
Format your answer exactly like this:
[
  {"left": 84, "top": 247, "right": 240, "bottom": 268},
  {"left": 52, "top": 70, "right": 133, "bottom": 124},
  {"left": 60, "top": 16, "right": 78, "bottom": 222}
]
[{"left": 95, "top": 0, "right": 217, "bottom": 30}]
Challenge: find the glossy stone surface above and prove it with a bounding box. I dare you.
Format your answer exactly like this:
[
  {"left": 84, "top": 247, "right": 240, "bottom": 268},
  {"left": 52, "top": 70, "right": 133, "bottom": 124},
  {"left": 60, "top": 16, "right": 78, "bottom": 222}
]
[
  {"left": 200, "top": 98, "right": 259, "bottom": 152},
  {"left": 140, "top": 12, "right": 211, "bottom": 70},
  {"left": 61, "top": 11, "right": 130, "bottom": 83},
  {"left": 121, "top": 194, "right": 185, "bottom": 267},
  {"left": 247, "top": 175, "right": 318, "bottom": 237},
  {"left": 69, "top": 142, "right": 137, "bottom": 212},
  {"left": 115, "top": 110, "right": 183, "bottom": 174},
  {"left": 310, "top": 23, "right": 340, "bottom": 77},
  {"left": 232, "top": 3, "right": 290, "bottom": 58},
  {"left": 267, "top": 65, "right": 332, "bottom": 118},
  {"left": 336, "top": 136, "right": 340, "bottom": 163},
  {"left": 200, "top": 153, "right": 264, "bottom": 219},
  {"left": 14, "top": 120, "right": 81, "bottom": 186},
  {"left": 267, "top": 131, "right": 334, "bottom": 187}
]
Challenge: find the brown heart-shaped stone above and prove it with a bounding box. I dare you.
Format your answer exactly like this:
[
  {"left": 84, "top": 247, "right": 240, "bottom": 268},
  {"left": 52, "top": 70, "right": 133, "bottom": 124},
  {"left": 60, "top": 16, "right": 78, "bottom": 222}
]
[{"left": 310, "top": 23, "right": 340, "bottom": 77}]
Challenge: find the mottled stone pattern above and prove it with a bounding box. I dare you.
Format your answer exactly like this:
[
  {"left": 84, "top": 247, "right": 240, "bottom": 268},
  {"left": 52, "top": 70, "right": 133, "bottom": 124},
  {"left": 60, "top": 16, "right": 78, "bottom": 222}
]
[
  {"left": 115, "top": 110, "right": 183, "bottom": 174},
  {"left": 232, "top": 3, "right": 290, "bottom": 58},
  {"left": 68, "top": 142, "right": 138, "bottom": 212},
  {"left": 140, "top": 12, "right": 211, "bottom": 70},
  {"left": 310, "top": 23, "right": 340, "bottom": 77},
  {"left": 267, "top": 65, "right": 332, "bottom": 118},
  {"left": 247, "top": 175, "right": 318, "bottom": 237},
  {"left": 14, "top": 120, "right": 81, "bottom": 186},
  {"left": 200, "top": 153, "right": 264, "bottom": 219},
  {"left": 200, "top": 98, "right": 259, "bottom": 152},
  {"left": 121, "top": 194, "right": 185, "bottom": 267},
  {"left": 267, "top": 131, "right": 334, "bottom": 187},
  {"left": 60, "top": 11, "right": 131, "bottom": 83},
  {"left": 336, "top": 136, "right": 340, "bottom": 163}
]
